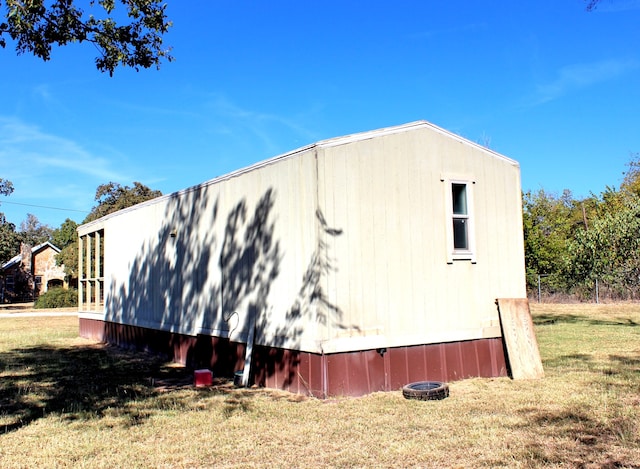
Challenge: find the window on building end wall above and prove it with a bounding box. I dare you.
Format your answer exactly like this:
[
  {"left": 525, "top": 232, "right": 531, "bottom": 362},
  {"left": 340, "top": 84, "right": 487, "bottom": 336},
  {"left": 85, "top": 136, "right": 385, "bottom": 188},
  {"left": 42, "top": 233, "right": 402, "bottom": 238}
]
[{"left": 444, "top": 178, "right": 476, "bottom": 263}]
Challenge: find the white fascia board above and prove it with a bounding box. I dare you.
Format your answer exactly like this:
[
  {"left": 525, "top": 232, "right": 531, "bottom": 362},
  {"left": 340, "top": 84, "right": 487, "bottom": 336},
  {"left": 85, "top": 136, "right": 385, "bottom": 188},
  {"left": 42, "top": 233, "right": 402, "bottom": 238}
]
[
  {"left": 423, "top": 121, "right": 520, "bottom": 168},
  {"left": 1, "top": 254, "right": 21, "bottom": 270},
  {"left": 318, "top": 120, "right": 520, "bottom": 168},
  {"left": 32, "top": 241, "right": 61, "bottom": 254},
  {"left": 78, "top": 219, "right": 105, "bottom": 236}
]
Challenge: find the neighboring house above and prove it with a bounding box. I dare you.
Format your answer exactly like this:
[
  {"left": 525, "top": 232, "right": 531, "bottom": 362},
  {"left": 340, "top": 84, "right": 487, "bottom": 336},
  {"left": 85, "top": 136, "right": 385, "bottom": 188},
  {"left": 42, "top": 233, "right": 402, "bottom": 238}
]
[
  {"left": 0, "top": 242, "right": 67, "bottom": 303},
  {"left": 78, "top": 121, "right": 532, "bottom": 397}
]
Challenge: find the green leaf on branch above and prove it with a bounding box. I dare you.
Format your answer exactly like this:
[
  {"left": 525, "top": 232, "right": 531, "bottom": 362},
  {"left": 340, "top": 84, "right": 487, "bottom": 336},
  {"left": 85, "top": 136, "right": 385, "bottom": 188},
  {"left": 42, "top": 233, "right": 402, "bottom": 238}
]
[{"left": 0, "top": 0, "right": 173, "bottom": 75}]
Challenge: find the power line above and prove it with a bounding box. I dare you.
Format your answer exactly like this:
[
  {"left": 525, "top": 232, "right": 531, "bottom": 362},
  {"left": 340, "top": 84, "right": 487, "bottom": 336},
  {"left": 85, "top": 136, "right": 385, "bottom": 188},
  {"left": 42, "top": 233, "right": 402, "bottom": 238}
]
[{"left": 0, "top": 200, "right": 90, "bottom": 213}]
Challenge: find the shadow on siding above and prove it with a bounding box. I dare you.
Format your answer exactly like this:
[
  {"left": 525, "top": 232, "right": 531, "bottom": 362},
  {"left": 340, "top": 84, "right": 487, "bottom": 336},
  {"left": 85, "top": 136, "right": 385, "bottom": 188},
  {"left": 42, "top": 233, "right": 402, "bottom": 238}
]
[{"left": 102, "top": 186, "right": 348, "bottom": 389}]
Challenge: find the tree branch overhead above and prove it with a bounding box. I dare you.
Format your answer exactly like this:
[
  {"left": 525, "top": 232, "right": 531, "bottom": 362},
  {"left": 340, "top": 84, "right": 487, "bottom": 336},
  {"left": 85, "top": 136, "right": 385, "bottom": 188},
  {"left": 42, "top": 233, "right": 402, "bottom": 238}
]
[{"left": 0, "top": 0, "right": 173, "bottom": 75}]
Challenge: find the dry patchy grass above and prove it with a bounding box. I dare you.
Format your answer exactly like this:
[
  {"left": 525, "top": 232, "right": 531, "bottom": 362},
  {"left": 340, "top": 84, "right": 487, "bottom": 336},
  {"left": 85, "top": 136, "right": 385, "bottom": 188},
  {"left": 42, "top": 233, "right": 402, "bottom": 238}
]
[{"left": 0, "top": 305, "right": 639, "bottom": 468}]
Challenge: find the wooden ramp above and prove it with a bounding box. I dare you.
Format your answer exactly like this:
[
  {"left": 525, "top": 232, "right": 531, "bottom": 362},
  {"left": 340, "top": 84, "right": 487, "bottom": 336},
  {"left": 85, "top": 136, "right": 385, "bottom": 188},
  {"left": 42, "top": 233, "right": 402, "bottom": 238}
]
[{"left": 496, "top": 298, "right": 544, "bottom": 380}]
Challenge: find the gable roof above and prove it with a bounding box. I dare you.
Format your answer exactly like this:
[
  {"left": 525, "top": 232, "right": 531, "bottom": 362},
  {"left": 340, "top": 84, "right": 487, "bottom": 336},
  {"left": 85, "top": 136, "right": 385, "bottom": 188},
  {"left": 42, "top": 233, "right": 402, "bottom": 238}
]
[
  {"left": 31, "top": 241, "right": 61, "bottom": 255},
  {"left": 79, "top": 120, "right": 519, "bottom": 233},
  {"left": 1, "top": 242, "right": 61, "bottom": 271}
]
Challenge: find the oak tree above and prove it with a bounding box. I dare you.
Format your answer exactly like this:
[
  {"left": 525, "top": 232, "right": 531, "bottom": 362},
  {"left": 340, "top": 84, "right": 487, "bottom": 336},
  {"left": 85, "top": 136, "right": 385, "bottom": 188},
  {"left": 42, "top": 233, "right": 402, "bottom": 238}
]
[
  {"left": 52, "top": 217, "right": 78, "bottom": 249},
  {"left": 0, "top": 0, "right": 173, "bottom": 75},
  {"left": 522, "top": 189, "right": 575, "bottom": 292},
  {"left": 567, "top": 197, "right": 640, "bottom": 298},
  {"left": 0, "top": 178, "right": 18, "bottom": 264},
  {"left": 84, "top": 181, "right": 162, "bottom": 222},
  {"left": 0, "top": 213, "right": 19, "bottom": 265},
  {"left": 52, "top": 218, "right": 78, "bottom": 279},
  {"left": 0, "top": 178, "right": 14, "bottom": 196}
]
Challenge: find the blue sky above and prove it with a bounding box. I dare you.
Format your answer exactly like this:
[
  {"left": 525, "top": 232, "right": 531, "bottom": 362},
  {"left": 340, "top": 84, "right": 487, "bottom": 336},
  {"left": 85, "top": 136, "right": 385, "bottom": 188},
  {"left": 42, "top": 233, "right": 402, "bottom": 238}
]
[{"left": 1, "top": 0, "right": 639, "bottom": 229}]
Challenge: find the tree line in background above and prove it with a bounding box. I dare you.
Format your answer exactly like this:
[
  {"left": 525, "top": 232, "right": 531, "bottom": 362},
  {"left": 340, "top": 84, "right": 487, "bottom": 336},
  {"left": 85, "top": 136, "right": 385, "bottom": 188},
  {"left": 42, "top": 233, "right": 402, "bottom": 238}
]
[
  {"left": 0, "top": 181, "right": 161, "bottom": 300},
  {"left": 524, "top": 154, "right": 640, "bottom": 301}
]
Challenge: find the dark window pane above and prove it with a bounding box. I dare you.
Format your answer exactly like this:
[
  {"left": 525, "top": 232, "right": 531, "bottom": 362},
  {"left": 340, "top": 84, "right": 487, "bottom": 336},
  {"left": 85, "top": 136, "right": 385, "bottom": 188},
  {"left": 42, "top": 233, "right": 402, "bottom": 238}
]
[
  {"left": 452, "top": 184, "right": 467, "bottom": 215},
  {"left": 453, "top": 218, "right": 468, "bottom": 250}
]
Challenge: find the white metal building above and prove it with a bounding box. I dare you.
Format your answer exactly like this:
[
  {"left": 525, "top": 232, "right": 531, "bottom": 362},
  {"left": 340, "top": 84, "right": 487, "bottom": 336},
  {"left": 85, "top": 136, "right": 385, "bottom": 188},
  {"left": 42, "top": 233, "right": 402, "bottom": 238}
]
[{"left": 78, "top": 121, "right": 527, "bottom": 397}]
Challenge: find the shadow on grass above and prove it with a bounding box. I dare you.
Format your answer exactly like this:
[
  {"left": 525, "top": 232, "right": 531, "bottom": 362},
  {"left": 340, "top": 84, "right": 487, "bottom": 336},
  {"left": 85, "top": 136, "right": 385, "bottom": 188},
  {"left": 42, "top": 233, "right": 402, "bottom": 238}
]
[
  {"left": 0, "top": 343, "right": 202, "bottom": 434},
  {"left": 542, "top": 353, "right": 640, "bottom": 394},
  {"left": 608, "top": 355, "right": 640, "bottom": 376},
  {"left": 0, "top": 342, "right": 309, "bottom": 435},
  {"left": 510, "top": 406, "right": 640, "bottom": 467},
  {"left": 541, "top": 353, "right": 595, "bottom": 373},
  {"left": 533, "top": 314, "right": 639, "bottom": 327}
]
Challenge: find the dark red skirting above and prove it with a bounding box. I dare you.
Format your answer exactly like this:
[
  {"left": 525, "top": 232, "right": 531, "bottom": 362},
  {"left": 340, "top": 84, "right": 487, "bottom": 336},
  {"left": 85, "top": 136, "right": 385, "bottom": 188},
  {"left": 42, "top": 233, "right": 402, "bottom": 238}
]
[{"left": 79, "top": 317, "right": 507, "bottom": 398}]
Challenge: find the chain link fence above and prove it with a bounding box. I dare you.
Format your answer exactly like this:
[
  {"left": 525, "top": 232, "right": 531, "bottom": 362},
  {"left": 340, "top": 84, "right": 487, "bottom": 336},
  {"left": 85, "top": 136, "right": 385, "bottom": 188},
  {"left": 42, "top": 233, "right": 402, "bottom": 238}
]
[{"left": 528, "top": 274, "right": 640, "bottom": 303}]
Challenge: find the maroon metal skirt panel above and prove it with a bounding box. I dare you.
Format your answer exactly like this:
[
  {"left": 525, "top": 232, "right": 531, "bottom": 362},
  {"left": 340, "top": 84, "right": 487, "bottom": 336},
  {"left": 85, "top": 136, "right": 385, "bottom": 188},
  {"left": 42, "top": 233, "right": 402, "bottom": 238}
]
[{"left": 79, "top": 317, "right": 507, "bottom": 398}]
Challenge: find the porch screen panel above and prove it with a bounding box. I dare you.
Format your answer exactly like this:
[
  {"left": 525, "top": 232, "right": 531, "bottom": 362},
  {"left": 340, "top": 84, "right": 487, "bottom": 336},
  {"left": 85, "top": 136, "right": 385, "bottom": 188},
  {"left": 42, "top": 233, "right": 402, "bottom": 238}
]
[{"left": 79, "top": 229, "right": 105, "bottom": 312}]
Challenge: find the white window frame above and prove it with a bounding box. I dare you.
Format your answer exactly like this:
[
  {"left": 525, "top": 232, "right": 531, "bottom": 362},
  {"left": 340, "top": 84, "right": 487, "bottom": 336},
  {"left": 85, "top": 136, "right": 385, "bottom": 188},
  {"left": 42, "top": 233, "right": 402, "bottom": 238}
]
[{"left": 443, "top": 177, "right": 476, "bottom": 264}]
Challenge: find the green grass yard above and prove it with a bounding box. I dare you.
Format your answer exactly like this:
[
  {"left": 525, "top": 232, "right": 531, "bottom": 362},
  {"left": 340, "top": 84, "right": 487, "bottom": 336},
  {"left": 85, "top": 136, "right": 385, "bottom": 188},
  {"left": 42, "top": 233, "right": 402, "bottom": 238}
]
[{"left": 0, "top": 304, "right": 639, "bottom": 468}]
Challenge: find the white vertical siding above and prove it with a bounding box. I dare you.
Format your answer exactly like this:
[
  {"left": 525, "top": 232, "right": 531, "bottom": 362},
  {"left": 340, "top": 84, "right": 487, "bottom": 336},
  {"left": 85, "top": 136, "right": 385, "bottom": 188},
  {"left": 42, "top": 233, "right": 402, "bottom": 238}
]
[
  {"left": 98, "top": 150, "right": 320, "bottom": 350},
  {"left": 82, "top": 121, "right": 525, "bottom": 356},
  {"left": 317, "top": 125, "right": 525, "bottom": 353}
]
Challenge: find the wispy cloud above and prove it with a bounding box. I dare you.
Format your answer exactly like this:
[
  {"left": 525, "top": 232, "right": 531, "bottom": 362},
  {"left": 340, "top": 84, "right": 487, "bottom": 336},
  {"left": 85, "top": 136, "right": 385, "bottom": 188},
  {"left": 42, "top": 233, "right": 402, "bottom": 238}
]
[
  {"left": 0, "top": 116, "right": 132, "bottom": 221},
  {"left": 208, "top": 95, "right": 321, "bottom": 154},
  {"left": 32, "top": 84, "right": 54, "bottom": 103},
  {"left": 0, "top": 117, "right": 128, "bottom": 182},
  {"left": 527, "top": 58, "right": 639, "bottom": 106}
]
